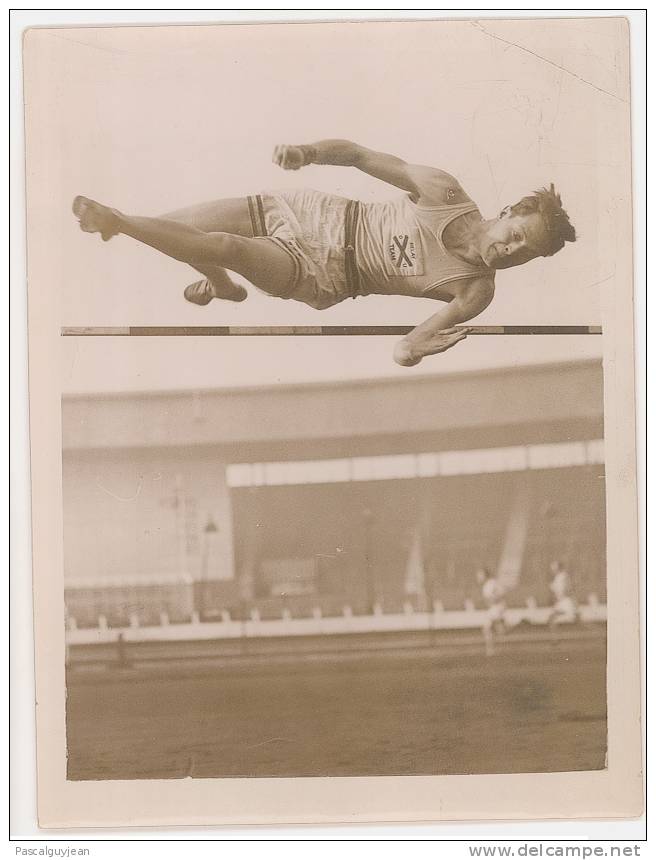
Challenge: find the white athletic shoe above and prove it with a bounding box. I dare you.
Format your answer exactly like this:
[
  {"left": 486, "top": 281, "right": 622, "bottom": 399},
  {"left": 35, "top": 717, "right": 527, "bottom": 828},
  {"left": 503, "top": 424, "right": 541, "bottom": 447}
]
[
  {"left": 184, "top": 279, "right": 217, "bottom": 306},
  {"left": 184, "top": 278, "right": 247, "bottom": 305}
]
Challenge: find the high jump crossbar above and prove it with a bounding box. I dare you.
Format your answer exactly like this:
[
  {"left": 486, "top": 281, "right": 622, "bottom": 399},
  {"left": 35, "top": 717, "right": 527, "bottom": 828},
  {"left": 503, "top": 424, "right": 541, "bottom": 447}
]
[{"left": 61, "top": 325, "right": 602, "bottom": 337}]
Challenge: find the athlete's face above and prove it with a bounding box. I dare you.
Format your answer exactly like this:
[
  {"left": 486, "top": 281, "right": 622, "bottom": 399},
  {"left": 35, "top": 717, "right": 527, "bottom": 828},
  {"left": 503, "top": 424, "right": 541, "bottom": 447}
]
[{"left": 481, "top": 210, "right": 549, "bottom": 270}]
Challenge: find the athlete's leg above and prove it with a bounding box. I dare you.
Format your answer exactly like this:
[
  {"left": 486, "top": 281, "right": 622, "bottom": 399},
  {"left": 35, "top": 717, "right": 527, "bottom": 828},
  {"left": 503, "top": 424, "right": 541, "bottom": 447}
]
[
  {"left": 483, "top": 620, "right": 494, "bottom": 657},
  {"left": 74, "top": 196, "right": 255, "bottom": 302},
  {"left": 73, "top": 197, "right": 296, "bottom": 298},
  {"left": 159, "top": 197, "right": 253, "bottom": 305},
  {"left": 159, "top": 198, "right": 253, "bottom": 235},
  {"left": 159, "top": 198, "right": 255, "bottom": 302}
]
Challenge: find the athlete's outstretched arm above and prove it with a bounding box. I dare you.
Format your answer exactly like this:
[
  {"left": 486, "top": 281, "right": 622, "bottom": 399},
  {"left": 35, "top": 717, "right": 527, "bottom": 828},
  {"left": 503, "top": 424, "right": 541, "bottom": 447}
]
[
  {"left": 273, "top": 140, "right": 469, "bottom": 205},
  {"left": 393, "top": 280, "right": 494, "bottom": 366}
]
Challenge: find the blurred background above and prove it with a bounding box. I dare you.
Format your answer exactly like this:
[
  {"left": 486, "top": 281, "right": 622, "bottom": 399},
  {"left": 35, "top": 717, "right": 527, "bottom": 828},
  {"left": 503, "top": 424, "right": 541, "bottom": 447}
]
[
  {"left": 61, "top": 354, "right": 608, "bottom": 781},
  {"left": 62, "top": 360, "right": 605, "bottom": 627}
]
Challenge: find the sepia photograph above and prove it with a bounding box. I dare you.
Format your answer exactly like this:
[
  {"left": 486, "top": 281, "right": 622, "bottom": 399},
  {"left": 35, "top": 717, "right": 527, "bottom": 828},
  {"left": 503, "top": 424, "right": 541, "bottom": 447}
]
[{"left": 22, "top": 13, "right": 641, "bottom": 828}]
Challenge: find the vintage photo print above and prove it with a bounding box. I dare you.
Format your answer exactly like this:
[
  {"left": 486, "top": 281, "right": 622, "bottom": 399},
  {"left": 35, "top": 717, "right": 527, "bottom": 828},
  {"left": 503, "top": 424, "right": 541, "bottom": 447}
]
[{"left": 23, "top": 15, "right": 641, "bottom": 827}]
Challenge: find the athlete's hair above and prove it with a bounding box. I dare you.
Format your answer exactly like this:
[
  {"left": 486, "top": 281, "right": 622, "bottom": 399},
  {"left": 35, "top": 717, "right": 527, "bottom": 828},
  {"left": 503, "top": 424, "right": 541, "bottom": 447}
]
[{"left": 509, "top": 183, "right": 577, "bottom": 257}]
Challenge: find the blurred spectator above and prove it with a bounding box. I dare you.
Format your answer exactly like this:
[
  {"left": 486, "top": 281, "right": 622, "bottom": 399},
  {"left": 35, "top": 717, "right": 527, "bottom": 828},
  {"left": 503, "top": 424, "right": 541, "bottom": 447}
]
[
  {"left": 476, "top": 566, "right": 507, "bottom": 656},
  {"left": 547, "top": 560, "right": 578, "bottom": 631}
]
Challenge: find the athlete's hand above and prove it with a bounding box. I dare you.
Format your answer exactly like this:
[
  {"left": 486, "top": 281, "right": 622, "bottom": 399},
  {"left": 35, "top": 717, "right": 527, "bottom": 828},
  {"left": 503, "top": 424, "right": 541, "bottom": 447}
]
[
  {"left": 394, "top": 327, "right": 470, "bottom": 366},
  {"left": 273, "top": 144, "right": 307, "bottom": 171},
  {"left": 422, "top": 327, "right": 470, "bottom": 355}
]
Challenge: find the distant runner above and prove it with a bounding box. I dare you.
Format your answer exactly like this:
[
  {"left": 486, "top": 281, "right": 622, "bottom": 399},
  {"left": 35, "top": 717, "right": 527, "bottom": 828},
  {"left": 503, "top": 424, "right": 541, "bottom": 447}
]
[
  {"left": 477, "top": 566, "right": 508, "bottom": 656},
  {"left": 547, "top": 560, "right": 578, "bottom": 631}
]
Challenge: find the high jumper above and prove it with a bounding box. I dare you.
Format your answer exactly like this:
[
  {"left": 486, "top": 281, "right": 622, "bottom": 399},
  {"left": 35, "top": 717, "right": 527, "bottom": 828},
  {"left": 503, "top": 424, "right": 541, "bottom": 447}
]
[{"left": 72, "top": 139, "right": 576, "bottom": 365}]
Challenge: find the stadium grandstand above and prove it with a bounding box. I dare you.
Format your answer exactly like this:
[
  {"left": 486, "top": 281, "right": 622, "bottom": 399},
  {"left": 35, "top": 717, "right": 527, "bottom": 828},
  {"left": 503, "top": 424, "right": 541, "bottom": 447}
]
[{"left": 62, "top": 359, "right": 606, "bottom": 647}]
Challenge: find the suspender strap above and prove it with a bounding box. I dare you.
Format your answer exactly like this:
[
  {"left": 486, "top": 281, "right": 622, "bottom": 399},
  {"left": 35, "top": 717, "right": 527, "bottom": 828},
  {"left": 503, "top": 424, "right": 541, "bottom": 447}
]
[
  {"left": 344, "top": 199, "right": 362, "bottom": 298},
  {"left": 247, "top": 195, "right": 268, "bottom": 237}
]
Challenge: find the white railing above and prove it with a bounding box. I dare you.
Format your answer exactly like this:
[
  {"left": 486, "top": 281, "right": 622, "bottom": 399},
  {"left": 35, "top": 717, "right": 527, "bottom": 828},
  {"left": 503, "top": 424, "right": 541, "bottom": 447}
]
[{"left": 66, "top": 596, "right": 606, "bottom": 646}]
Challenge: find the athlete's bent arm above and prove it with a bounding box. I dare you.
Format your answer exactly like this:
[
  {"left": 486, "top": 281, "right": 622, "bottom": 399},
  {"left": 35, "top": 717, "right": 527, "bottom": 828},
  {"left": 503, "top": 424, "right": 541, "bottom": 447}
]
[
  {"left": 273, "top": 140, "right": 468, "bottom": 205},
  {"left": 393, "top": 280, "right": 494, "bottom": 366}
]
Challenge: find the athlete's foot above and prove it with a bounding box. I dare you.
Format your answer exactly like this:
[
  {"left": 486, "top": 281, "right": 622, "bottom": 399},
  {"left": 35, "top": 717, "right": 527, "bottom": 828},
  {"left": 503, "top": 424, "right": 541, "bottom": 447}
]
[
  {"left": 184, "top": 278, "right": 248, "bottom": 306},
  {"left": 72, "top": 196, "right": 120, "bottom": 241}
]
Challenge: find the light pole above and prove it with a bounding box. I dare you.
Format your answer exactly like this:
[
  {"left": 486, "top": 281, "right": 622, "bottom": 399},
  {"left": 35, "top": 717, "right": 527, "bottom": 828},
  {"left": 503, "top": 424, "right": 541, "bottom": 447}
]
[
  {"left": 199, "top": 517, "right": 219, "bottom": 618},
  {"left": 362, "top": 507, "right": 376, "bottom": 614}
]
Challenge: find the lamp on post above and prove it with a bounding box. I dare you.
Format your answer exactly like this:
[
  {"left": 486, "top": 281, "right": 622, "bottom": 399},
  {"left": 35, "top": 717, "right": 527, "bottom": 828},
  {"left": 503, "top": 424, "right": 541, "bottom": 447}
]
[
  {"left": 362, "top": 507, "right": 376, "bottom": 614},
  {"left": 199, "top": 517, "right": 219, "bottom": 618}
]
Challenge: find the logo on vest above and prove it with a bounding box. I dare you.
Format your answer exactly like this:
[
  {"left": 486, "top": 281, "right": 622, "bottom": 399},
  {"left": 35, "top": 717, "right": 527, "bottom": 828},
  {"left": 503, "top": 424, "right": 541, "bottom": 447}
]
[{"left": 389, "top": 234, "right": 417, "bottom": 270}]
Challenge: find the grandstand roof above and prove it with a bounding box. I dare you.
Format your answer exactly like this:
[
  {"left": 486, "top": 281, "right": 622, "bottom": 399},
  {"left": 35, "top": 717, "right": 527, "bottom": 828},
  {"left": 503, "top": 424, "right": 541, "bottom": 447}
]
[{"left": 62, "top": 360, "right": 603, "bottom": 459}]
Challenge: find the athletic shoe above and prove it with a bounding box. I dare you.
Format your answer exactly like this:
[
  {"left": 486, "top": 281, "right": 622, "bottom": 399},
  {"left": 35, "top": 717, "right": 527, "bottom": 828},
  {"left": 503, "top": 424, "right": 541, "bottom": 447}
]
[{"left": 184, "top": 279, "right": 217, "bottom": 306}]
